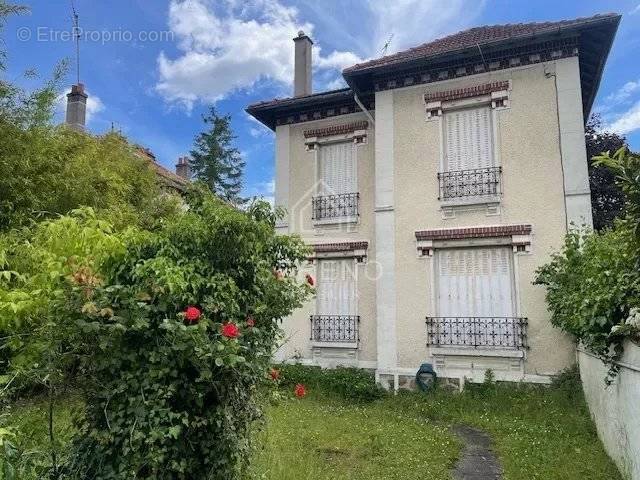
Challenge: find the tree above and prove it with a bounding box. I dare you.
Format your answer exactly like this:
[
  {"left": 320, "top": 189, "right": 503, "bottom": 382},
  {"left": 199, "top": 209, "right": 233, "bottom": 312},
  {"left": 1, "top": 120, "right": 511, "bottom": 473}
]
[
  {"left": 585, "top": 114, "right": 629, "bottom": 231},
  {"left": 190, "top": 107, "right": 245, "bottom": 204},
  {"left": 0, "top": 3, "right": 171, "bottom": 232}
]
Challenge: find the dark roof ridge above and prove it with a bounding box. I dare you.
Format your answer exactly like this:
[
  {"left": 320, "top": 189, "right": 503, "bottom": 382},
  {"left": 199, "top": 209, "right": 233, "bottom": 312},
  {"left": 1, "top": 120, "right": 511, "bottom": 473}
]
[{"left": 248, "top": 87, "right": 351, "bottom": 109}]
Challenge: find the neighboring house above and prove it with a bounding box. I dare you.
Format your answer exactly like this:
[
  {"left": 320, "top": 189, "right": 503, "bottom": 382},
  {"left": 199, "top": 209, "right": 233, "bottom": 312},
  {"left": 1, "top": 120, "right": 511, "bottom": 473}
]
[
  {"left": 64, "top": 84, "right": 191, "bottom": 193},
  {"left": 250, "top": 14, "right": 621, "bottom": 390},
  {"left": 136, "top": 148, "right": 190, "bottom": 194}
]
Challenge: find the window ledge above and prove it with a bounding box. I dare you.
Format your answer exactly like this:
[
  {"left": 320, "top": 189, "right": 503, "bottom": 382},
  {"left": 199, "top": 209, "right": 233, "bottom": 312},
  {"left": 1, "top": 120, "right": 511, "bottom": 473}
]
[
  {"left": 311, "top": 341, "right": 358, "bottom": 349},
  {"left": 430, "top": 347, "right": 524, "bottom": 358},
  {"left": 440, "top": 196, "right": 500, "bottom": 208},
  {"left": 313, "top": 215, "right": 359, "bottom": 226}
]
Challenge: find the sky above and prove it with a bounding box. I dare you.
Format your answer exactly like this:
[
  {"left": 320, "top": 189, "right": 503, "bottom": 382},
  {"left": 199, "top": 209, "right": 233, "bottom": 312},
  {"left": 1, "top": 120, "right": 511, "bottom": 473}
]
[{"left": 3, "top": 0, "right": 640, "bottom": 203}]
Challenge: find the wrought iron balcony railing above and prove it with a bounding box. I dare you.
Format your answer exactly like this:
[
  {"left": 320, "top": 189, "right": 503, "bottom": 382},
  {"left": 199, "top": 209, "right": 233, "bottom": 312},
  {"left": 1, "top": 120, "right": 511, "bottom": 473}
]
[
  {"left": 312, "top": 193, "right": 359, "bottom": 220},
  {"left": 437, "top": 167, "right": 502, "bottom": 200},
  {"left": 310, "top": 315, "right": 359, "bottom": 343},
  {"left": 425, "top": 317, "right": 527, "bottom": 350}
]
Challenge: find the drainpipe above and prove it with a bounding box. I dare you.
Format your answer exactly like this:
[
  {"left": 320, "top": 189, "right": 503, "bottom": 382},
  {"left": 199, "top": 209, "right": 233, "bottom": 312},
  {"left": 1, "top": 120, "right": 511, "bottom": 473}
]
[{"left": 354, "top": 93, "right": 375, "bottom": 127}]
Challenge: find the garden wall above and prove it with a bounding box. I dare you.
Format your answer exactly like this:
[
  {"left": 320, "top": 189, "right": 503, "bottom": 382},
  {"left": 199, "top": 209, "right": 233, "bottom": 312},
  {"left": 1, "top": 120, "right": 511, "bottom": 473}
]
[{"left": 578, "top": 341, "right": 640, "bottom": 480}]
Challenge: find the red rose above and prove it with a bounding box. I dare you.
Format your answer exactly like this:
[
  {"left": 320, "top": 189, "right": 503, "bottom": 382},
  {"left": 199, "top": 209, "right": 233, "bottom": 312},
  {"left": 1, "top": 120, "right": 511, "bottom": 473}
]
[
  {"left": 221, "top": 322, "right": 239, "bottom": 339},
  {"left": 246, "top": 316, "right": 255, "bottom": 328},
  {"left": 305, "top": 273, "right": 315, "bottom": 287},
  {"left": 184, "top": 306, "right": 201, "bottom": 323},
  {"left": 294, "top": 383, "right": 306, "bottom": 398},
  {"left": 269, "top": 368, "right": 280, "bottom": 381}
]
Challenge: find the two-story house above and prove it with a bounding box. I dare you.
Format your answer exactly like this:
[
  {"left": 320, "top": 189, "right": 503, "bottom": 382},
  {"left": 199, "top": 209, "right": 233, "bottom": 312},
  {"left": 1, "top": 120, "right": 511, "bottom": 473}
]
[{"left": 247, "top": 14, "right": 621, "bottom": 390}]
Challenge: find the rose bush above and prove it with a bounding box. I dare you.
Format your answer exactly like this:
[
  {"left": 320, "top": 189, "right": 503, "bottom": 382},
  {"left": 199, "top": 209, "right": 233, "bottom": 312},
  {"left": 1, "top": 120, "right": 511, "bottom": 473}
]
[
  {"left": 294, "top": 384, "right": 307, "bottom": 398},
  {"left": 60, "top": 189, "right": 312, "bottom": 479}
]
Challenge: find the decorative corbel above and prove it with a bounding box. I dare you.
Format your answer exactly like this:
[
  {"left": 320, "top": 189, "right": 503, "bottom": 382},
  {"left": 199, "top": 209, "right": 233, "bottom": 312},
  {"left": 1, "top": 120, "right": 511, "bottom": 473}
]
[{"left": 425, "top": 101, "right": 442, "bottom": 120}]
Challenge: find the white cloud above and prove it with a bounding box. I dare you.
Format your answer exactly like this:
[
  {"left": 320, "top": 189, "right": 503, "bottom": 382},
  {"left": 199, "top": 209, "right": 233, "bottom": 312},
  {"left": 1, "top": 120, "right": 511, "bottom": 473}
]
[
  {"left": 605, "top": 80, "right": 640, "bottom": 105},
  {"left": 156, "top": 0, "right": 361, "bottom": 109},
  {"left": 314, "top": 50, "right": 362, "bottom": 71},
  {"left": 605, "top": 100, "right": 640, "bottom": 135},
  {"left": 326, "top": 76, "right": 347, "bottom": 90},
  {"left": 245, "top": 112, "right": 272, "bottom": 138},
  {"left": 245, "top": 179, "right": 275, "bottom": 205},
  {"left": 86, "top": 95, "right": 105, "bottom": 122},
  {"left": 156, "top": 0, "right": 483, "bottom": 109},
  {"left": 630, "top": 3, "right": 640, "bottom": 14},
  {"left": 56, "top": 89, "right": 105, "bottom": 125}
]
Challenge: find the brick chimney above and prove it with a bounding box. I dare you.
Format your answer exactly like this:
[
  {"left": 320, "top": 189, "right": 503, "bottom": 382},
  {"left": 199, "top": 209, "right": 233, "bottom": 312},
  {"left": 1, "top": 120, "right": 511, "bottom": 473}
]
[
  {"left": 175, "top": 156, "right": 191, "bottom": 180},
  {"left": 65, "top": 83, "right": 87, "bottom": 131},
  {"left": 293, "top": 30, "right": 313, "bottom": 97}
]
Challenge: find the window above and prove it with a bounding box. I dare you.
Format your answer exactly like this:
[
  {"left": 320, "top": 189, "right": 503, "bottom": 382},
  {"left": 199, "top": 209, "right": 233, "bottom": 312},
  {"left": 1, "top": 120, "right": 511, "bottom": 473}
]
[
  {"left": 316, "top": 259, "right": 356, "bottom": 316},
  {"left": 436, "top": 247, "right": 513, "bottom": 317},
  {"left": 427, "top": 247, "right": 526, "bottom": 350},
  {"left": 439, "top": 106, "right": 501, "bottom": 201},
  {"left": 444, "top": 106, "right": 493, "bottom": 172},
  {"left": 312, "top": 142, "right": 358, "bottom": 221},
  {"left": 311, "top": 259, "right": 359, "bottom": 343}
]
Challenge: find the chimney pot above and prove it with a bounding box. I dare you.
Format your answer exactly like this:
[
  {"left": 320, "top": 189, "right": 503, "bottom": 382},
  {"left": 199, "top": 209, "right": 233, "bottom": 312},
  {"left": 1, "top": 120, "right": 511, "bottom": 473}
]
[
  {"left": 293, "top": 31, "right": 313, "bottom": 97},
  {"left": 175, "top": 156, "right": 191, "bottom": 180},
  {"left": 65, "top": 83, "right": 88, "bottom": 131}
]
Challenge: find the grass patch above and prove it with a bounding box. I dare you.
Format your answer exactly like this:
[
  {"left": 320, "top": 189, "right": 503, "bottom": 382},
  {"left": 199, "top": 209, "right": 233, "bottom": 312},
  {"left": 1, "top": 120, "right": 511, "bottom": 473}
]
[
  {"left": 0, "top": 393, "right": 82, "bottom": 479},
  {"left": 2, "top": 368, "right": 622, "bottom": 480},
  {"left": 249, "top": 394, "right": 459, "bottom": 480},
  {"left": 392, "top": 380, "right": 621, "bottom": 480}
]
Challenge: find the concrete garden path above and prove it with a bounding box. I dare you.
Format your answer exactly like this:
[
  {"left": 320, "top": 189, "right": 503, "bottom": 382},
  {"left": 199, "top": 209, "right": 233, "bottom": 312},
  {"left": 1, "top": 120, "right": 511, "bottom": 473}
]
[{"left": 452, "top": 425, "right": 503, "bottom": 480}]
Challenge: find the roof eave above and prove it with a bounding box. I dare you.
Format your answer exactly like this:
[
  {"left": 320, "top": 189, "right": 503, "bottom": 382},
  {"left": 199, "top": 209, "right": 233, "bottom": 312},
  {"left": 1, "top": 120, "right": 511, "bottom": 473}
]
[
  {"left": 246, "top": 88, "right": 357, "bottom": 131},
  {"left": 581, "top": 15, "right": 621, "bottom": 119},
  {"left": 343, "top": 14, "right": 622, "bottom": 119}
]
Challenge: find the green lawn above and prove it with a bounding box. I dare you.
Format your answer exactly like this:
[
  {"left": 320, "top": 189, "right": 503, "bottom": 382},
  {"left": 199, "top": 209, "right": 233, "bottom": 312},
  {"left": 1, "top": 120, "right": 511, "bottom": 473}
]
[
  {"left": 250, "top": 395, "right": 458, "bottom": 480},
  {"left": 2, "top": 379, "right": 621, "bottom": 480}
]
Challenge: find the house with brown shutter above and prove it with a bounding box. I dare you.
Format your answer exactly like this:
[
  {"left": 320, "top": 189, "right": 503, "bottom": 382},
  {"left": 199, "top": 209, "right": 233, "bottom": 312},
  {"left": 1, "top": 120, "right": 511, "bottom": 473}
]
[{"left": 247, "top": 14, "right": 621, "bottom": 389}]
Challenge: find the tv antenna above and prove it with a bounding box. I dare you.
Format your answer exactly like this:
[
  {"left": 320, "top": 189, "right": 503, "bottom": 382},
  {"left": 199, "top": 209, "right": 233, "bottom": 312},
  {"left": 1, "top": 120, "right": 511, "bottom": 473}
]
[
  {"left": 70, "top": 0, "right": 80, "bottom": 84},
  {"left": 381, "top": 33, "right": 394, "bottom": 56}
]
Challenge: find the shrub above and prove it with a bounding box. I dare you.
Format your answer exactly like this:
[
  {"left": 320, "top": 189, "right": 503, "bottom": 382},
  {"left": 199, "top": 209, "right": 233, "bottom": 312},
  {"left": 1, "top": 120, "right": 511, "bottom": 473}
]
[
  {"left": 594, "top": 148, "right": 640, "bottom": 253},
  {"left": 535, "top": 228, "right": 639, "bottom": 371},
  {"left": 61, "top": 191, "right": 312, "bottom": 479},
  {"left": 535, "top": 148, "right": 640, "bottom": 380},
  {"left": 277, "top": 364, "right": 386, "bottom": 402},
  {"left": 551, "top": 365, "right": 583, "bottom": 402},
  {"left": 0, "top": 208, "right": 127, "bottom": 394}
]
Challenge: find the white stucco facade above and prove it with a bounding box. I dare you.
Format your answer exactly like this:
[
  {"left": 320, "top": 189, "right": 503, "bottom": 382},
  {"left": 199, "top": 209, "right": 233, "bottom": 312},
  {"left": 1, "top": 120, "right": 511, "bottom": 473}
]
[{"left": 268, "top": 56, "right": 593, "bottom": 387}]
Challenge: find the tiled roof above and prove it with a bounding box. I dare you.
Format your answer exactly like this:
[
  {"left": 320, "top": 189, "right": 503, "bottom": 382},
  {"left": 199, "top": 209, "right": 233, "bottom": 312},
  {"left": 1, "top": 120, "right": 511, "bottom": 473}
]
[
  {"left": 344, "top": 13, "right": 619, "bottom": 74},
  {"left": 149, "top": 161, "right": 188, "bottom": 190},
  {"left": 136, "top": 147, "right": 188, "bottom": 192},
  {"left": 247, "top": 88, "right": 353, "bottom": 110},
  {"left": 245, "top": 88, "right": 373, "bottom": 131}
]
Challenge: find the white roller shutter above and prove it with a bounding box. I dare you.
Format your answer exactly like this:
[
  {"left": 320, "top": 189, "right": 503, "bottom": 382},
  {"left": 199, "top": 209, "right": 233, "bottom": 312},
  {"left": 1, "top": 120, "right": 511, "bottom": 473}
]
[
  {"left": 444, "top": 106, "right": 493, "bottom": 172},
  {"left": 437, "top": 247, "right": 514, "bottom": 318},
  {"left": 319, "top": 142, "right": 356, "bottom": 196},
  {"left": 316, "top": 259, "right": 356, "bottom": 315}
]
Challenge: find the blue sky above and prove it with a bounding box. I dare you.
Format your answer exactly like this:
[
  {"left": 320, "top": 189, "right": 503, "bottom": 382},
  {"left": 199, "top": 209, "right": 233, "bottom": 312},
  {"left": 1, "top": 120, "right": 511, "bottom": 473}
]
[{"left": 4, "top": 0, "right": 640, "bottom": 202}]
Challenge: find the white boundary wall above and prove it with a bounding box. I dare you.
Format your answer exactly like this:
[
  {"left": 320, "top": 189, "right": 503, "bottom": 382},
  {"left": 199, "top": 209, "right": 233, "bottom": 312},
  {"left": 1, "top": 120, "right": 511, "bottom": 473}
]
[{"left": 578, "top": 341, "right": 640, "bottom": 480}]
